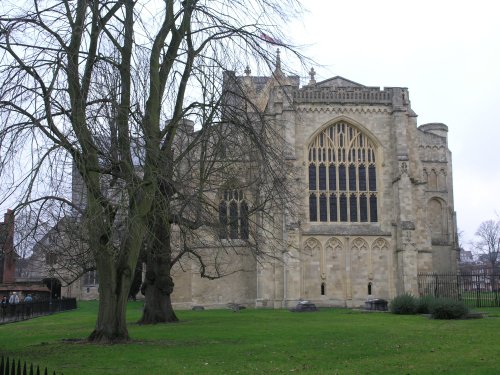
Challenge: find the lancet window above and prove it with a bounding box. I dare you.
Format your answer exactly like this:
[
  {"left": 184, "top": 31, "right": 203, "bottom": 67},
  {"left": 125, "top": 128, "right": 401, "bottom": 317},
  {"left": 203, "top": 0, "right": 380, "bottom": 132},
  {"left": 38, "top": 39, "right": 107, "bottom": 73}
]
[
  {"left": 219, "top": 189, "right": 249, "bottom": 240},
  {"left": 308, "top": 122, "right": 378, "bottom": 223}
]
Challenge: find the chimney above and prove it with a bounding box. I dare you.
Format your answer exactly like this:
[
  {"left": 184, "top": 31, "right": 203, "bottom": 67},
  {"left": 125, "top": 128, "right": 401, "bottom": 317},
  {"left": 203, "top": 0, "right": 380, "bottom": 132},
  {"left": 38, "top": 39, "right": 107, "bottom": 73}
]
[{"left": 1, "top": 210, "right": 16, "bottom": 284}]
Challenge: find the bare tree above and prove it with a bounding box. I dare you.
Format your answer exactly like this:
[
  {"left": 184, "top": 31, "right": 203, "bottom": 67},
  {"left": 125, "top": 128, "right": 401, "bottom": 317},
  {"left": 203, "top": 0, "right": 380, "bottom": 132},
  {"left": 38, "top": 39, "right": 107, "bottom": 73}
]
[
  {"left": 0, "top": 1, "right": 304, "bottom": 341},
  {"left": 138, "top": 96, "right": 301, "bottom": 323},
  {"left": 14, "top": 204, "right": 93, "bottom": 284},
  {"left": 473, "top": 219, "right": 500, "bottom": 272}
]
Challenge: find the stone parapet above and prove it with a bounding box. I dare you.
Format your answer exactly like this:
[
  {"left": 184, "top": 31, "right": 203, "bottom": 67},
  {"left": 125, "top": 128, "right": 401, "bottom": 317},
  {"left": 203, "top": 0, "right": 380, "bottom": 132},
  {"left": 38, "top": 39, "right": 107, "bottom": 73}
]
[{"left": 293, "top": 87, "right": 393, "bottom": 105}]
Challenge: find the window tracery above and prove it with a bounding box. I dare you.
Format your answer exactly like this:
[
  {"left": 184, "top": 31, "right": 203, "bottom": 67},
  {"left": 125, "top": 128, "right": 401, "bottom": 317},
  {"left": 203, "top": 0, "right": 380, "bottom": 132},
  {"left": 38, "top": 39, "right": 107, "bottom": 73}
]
[
  {"left": 219, "top": 189, "right": 249, "bottom": 240},
  {"left": 325, "top": 238, "right": 343, "bottom": 252},
  {"left": 308, "top": 122, "right": 378, "bottom": 222},
  {"left": 83, "top": 270, "right": 99, "bottom": 286},
  {"left": 303, "top": 238, "right": 321, "bottom": 256},
  {"left": 372, "top": 238, "right": 389, "bottom": 251},
  {"left": 352, "top": 237, "right": 368, "bottom": 252}
]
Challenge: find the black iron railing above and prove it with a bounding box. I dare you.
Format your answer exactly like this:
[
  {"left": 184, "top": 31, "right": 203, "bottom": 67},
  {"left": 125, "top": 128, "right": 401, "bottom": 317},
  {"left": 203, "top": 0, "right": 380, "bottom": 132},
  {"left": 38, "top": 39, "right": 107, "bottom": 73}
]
[
  {"left": 418, "top": 272, "right": 500, "bottom": 307},
  {"left": 0, "top": 354, "right": 62, "bottom": 375},
  {"left": 0, "top": 299, "right": 77, "bottom": 323}
]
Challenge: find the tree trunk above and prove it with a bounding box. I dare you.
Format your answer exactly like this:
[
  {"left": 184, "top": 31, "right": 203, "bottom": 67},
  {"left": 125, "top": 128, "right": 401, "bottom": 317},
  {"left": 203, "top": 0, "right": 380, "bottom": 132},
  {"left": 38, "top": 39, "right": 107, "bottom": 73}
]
[
  {"left": 138, "top": 254, "right": 179, "bottom": 324},
  {"left": 88, "top": 282, "right": 130, "bottom": 343},
  {"left": 138, "top": 207, "right": 179, "bottom": 324},
  {"left": 87, "top": 246, "right": 136, "bottom": 343},
  {"left": 85, "top": 187, "right": 151, "bottom": 342},
  {"left": 139, "top": 271, "right": 178, "bottom": 324}
]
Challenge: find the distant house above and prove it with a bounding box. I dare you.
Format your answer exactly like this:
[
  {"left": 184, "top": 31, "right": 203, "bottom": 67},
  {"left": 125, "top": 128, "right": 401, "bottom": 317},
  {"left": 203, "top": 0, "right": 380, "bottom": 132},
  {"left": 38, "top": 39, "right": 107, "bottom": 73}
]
[
  {"left": 19, "top": 216, "right": 93, "bottom": 300},
  {"left": 460, "top": 250, "right": 474, "bottom": 264},
  {"left": 0, "top": 210, "right": 51, "bottom": 299}
]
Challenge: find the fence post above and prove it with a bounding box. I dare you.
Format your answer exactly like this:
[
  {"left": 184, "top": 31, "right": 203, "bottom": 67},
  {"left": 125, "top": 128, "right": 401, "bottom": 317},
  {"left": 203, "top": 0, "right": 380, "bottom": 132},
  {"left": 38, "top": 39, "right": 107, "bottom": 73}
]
[
  {"left": 476, "top": 274, "right": 481, "bottom": 308},
  {"left": 434, "top": 273, "right": 438, "bottom": 298}
]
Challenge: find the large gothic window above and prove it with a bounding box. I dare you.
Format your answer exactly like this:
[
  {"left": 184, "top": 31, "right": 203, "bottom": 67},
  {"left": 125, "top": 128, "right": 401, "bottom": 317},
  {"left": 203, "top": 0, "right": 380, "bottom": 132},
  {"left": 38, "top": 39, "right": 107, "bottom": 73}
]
[
  {"left": 219, "top": 189, "right": 249, "bottom": 240},
  {"left": 308, "top": 122, "right": 378, "bottom": 223}
]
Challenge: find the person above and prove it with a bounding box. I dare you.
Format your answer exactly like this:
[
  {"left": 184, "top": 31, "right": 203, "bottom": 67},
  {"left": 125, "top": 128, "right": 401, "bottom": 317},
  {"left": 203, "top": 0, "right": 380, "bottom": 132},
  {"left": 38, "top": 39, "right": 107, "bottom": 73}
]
[
  {"left": 9, "top": 292, "right": 20, "bottom": 318},
  {"left": 9, "top": 291, "right": 19, "bottom": 303},
  {"left": 24, "top": 294, "right": 33, "bottom": 317},
  {"left": 0, "top": 296, "right": 7, "bottom": 319},
  {"left": 9, "top": 291, "right": 19, "bottom": 304}
]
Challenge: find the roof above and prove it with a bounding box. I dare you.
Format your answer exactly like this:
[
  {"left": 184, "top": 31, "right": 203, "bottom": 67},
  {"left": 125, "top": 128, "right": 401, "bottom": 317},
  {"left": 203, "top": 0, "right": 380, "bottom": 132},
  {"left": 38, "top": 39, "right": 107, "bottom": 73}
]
[{"left": 0, "top": 284, "right": 50, "bottom": 293}]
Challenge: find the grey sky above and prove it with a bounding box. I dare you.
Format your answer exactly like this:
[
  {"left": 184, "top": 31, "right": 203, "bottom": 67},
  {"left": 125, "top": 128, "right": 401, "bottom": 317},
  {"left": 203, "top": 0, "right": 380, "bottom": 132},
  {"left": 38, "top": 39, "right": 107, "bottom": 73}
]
[
  {"left": 288, "top": 0, "right": 500, "bottom": 245},
  {"left": 1, "top": 0, "right": 497, "bottom": 248}
]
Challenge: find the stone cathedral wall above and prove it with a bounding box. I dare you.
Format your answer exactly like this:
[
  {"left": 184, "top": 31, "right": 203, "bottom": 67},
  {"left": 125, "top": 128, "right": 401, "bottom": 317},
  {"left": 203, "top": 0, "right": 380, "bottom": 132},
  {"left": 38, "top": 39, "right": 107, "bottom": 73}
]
[{"left": 54, "top": 72, "right": 458, "bottom": 308}]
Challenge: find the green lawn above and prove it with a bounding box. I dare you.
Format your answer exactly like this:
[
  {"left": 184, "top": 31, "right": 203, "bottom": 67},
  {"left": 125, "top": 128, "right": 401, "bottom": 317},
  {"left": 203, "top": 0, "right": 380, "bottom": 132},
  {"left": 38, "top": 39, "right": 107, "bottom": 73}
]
[{"left": 1, "top": 301, "right": 499, "bottom": 374}]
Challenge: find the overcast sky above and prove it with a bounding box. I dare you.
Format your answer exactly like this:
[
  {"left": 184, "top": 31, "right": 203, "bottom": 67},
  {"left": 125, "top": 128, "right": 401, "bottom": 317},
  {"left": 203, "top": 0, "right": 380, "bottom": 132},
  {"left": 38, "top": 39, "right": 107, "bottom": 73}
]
[
  {"left": 1, "top": 1, "right": 497, "bottom": 248},
  {"left": 287, "top": 0, "right": 500, "bottom": 245}
]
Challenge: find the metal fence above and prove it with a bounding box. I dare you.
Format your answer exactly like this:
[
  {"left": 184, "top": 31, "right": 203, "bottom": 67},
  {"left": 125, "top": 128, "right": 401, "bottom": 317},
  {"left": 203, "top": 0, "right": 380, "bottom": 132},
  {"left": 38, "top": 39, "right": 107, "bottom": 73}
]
[
  {"left": 418, "top": 273, "right": 500, "bottom": 307},
  {"left": 0, "top": 299, "right": 77, "bottom": 323},
  {"left": 0, "top": 354, "right": 62, "bottom": 375}
]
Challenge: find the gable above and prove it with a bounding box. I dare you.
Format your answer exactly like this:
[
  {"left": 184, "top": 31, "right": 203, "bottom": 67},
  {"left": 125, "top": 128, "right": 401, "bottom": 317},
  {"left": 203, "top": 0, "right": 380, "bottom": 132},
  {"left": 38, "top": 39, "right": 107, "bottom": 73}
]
[{"left": 316, "top": 76, "right": 365, "bottom": 88}]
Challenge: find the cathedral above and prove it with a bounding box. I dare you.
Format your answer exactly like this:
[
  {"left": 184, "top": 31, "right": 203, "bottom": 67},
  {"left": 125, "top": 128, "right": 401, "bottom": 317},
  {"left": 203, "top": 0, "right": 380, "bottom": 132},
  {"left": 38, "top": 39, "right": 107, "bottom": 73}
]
[
  {"left": 57, "top": 57, "right": 459, "bottom": 308},
  {"left": 168, "top": 58, "right": 459, "bottom": 309}
]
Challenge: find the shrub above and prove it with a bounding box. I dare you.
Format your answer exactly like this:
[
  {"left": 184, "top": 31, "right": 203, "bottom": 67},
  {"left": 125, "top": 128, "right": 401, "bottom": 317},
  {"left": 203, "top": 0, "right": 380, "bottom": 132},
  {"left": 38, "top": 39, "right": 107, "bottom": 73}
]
[
  {"left": 416, "top": 295, "right": 436, "bottom": 314},
  {"left": 430, "top": 298, "right": 469, "bottom": 319},
  {"left": 389, "top": 293, "right": 417, "bottom": 315}
]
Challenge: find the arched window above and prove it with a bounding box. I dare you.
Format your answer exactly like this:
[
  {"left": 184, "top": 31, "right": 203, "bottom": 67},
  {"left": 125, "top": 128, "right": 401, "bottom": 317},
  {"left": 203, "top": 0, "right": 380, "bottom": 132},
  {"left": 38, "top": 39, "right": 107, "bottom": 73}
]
[
  {"left": 428, "top": 169, "right": 438, "bottom": 190},
  {"left": 229, "top": 201, "right": 238, "bottom": 239},
  {"left": 84, "top": 270, "right": 99, "bottom": 286},
  {"left": 428, "top": 198, "right": 447, "bottom": 243},
  {"left": 308, "top": 122, "right": 378, "bottom": 222},
  {"left": 219, "top": 189, "right": 249, "bottom": 240},
  {"left": 240, "top": 201, "right": 249, "bottom": 240}
]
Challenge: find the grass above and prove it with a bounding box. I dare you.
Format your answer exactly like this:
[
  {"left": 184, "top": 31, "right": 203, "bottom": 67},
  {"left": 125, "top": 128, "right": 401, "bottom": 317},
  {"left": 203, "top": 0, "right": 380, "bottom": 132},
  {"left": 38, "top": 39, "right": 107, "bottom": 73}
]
[
  {"left": 460, "top": 291, "right": 500, "bottom": 307},
  {"left": 1, "top": 302, "right": 499, "bottom": 374}
]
